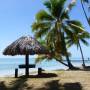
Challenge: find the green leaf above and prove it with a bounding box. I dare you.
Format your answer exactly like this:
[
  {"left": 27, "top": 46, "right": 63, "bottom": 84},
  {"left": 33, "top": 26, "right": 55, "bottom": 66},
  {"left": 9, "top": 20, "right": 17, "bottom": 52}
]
[
  {"left": 60, "top": 10, "right": 69, "bottom": 20},
  {"left": 50, "top": 0, "right": 66, "bottom": 18},
  {"left": 67, "top": 20, "right": 85, "bottom": 33},
  {"left": 35, "top": 55, "right": 47, "bottom": 63},
  {"left": 44, "top": 0, "right": 51, "bottom": 12},
  {"left": 81, "top": 39, "right": 89, "bottom": 46},
  {"left": 36, "top": 10, "right": 54, "bottom": 21},
  {"left": 32, "top": 22, "right": 51, "bottom": 31}
]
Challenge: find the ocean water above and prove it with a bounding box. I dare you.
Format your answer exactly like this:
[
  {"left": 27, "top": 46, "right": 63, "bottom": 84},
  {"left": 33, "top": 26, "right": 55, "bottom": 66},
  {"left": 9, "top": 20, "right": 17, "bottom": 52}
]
[{"left": 0, "top": 58, "right": 90, "bottom": 77}]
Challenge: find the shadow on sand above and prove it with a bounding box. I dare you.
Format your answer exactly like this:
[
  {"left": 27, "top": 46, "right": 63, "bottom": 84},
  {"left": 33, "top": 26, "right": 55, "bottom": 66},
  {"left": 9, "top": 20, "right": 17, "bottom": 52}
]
[
  {"left": 0, "top": 81, "right": 7, "bottom": 90},
  {"left": 9, "top": 77, "right": 33, "bottom": 90},
  {"left": 0, "top": 73, "right": 57, "bottom": 90},
  {"left": 0, "top": 77, "right": 33, "bottom": 90},
  {"left": 36, "top": 80, "right": 83, "bottom": 90},
  {"left": 83, "top": 66, "right": 90, "bottom": 71},
  {"left": 21, "top": 73, "right": 58, "bottom": 78},
  {"left": 0, "top": 75, "right": 83, "bottom": 90}
]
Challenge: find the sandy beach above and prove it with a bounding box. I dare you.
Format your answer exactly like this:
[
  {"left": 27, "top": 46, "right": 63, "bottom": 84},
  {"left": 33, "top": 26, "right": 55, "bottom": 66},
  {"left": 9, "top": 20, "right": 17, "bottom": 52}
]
[{"left": 0, "top": 70, "right": 90, "bottom": 90}]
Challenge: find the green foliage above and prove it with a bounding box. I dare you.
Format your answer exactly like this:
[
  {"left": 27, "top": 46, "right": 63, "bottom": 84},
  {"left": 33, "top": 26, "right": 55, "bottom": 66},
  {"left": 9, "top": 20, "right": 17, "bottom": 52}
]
[
  {"left": 36, "top": 10, "right": 54, "bottom": 21},
  {"left": 35, "top": 55, "right": 47, "bottom": 63},
  {"left": 32, "top": 0, "right": 90, "bottom": 64},
  {"left": 66, "top": 31, "right": 90, "bottom": 48},
  {"left": 66, "top": 20, "right": 85, "bottom": 33}
]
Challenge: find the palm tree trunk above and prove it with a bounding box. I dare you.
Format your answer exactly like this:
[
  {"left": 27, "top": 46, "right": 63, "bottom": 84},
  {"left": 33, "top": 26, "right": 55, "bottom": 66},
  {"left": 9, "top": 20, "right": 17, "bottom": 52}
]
[
  {"left": 55, "top": 58, "right": 69, "bottom": 67},
  {"left": 81, "top": 0, "right": 90, "bottom": 26},
  {"left": 78, "top": 41, "right": 86, "bottom": 67},
  {"left": 56, "top": 20, "right": 75, "bottom": 69},
  {"left": 61, "top": 32, "right": 75, "bottom": 69}
]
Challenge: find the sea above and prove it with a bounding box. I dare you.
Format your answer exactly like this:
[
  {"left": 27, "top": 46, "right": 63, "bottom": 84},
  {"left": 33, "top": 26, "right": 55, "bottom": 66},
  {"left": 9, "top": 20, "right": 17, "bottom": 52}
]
[{"left": 0, "top": 58, "right": 90, "bottom": 77}]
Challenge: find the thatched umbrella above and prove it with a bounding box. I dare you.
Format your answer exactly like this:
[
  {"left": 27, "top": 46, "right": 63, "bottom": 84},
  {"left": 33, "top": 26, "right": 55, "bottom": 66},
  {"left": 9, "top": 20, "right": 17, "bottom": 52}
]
[{"left": 3, "top": 36, "right": 48, "bottom": 76}]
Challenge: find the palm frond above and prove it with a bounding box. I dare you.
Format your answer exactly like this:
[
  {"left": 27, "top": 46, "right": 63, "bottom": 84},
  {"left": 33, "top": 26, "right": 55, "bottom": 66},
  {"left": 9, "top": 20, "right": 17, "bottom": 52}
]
[
  {"left": 54, "top": 52, "right": 63, "bottom": 60},
  {"left": 50, "top": 0, "right": 66, "bottom": 18},
  {"left": 44, "top": 0, "right": 51, "bottom": 12},
  {"left": 62, "top": 25, "right": 73, "bottom": 36},
  {"left": 35, "top": 27, "right": 49, "bottom": 38},
  {"left": 32, "top": 22, "right": 51, "bottom": 31},
  {"left": 35, "top": 55, "right": 47, "bottom": 63},
  {"left": 36, "top": 10, "right": 54, "bottom": 21},
  {"left": 79, "top": 32, "right": 90, "bottom": 39},
  {"left": 67, "top": 20, "right": 85, "bottom": 33},
  {"left": 66, "top": 39, "right": 74, "bottom": 48},
  {"left": 60, "top": 10, "right": 69, "bottom": 20},
  {"left": 81, "top": 39, "right": 89, "bottom": 46},
  {"left": 66, "top": 0, "right": 76, "bottom": 12}
]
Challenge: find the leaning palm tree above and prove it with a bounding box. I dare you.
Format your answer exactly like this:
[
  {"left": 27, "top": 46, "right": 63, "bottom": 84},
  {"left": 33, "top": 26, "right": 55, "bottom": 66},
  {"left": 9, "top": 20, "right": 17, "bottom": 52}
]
[
  {"left": 70, "top": 0, "right": 90, "bottom": 25},
  {"left": 66, "top": 30, "right": 90, "bottom": 67},
  {"left": 35, "top": 39, "right": 70, "bottom": 68},
  {"left": 80, "top": 0, "right": 90, "bottom": 25},
  {"left": 32, "top": 0, "right": 85, "bottom": 69}
]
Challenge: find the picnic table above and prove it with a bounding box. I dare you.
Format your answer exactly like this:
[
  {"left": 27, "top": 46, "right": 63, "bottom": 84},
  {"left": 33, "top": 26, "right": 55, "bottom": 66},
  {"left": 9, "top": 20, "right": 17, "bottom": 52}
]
[{"left": 15, "top": 64, "right": 43, "bottom": 78}]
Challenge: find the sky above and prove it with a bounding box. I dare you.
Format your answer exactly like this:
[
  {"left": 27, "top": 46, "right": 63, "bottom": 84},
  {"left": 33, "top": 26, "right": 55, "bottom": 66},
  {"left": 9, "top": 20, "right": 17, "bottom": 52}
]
[{"left": 0, "top": 0, "right": 90, "bottom": 59}]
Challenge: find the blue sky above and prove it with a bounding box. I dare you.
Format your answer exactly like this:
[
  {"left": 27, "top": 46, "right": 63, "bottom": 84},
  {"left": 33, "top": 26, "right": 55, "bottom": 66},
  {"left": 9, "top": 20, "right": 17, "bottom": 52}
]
[{"left": 0, "top": 0, "right": 90, "bottom": 58}]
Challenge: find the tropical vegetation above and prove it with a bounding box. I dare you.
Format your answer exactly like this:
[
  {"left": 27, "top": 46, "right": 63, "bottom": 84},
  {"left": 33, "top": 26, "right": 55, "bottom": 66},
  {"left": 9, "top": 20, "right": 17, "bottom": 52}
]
[
  {"left": 32, "top": 0, "right": 90, "bottom": 69},
  {"left": 66, "top": 29, "right": 90, "bottom": 67}
]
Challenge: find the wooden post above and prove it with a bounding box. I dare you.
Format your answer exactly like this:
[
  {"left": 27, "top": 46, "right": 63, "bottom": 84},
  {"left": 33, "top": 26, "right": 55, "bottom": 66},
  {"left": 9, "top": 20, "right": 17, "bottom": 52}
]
[
  {"left": 15, "top": 68, "right": 18, "bottom": 78},
  {"left": 38, "top": 68, "right": 42, "bottom": 75},
  {"left": 25, "top": 54, "right": 29, "bottom": 77}
]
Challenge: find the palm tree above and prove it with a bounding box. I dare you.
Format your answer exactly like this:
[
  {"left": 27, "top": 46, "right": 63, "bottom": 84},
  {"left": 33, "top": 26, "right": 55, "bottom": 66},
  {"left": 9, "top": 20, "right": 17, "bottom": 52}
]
[
  {"left": 80, "top": 0, "right": 90, "bottom": 25},
  {"left": 70, "top": 0, "right": 90, "bottom": 25},
  {"left": 66, "top": 30, "right": 90, "bottom": 67},
  {"left": 35, "top": 38, "right": 70, "bottom": 68},
  {"left": 32, "top": 0, "right": 85, "bottom": 69}
]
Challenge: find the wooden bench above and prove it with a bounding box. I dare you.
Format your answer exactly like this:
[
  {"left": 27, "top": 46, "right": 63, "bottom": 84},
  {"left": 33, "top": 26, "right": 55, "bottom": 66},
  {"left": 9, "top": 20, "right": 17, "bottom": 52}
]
[
  {"left": 15, "top": 65, "right": 44, "bottom": 77},
  {"left": 19, "top": 64, "right": 35, "bottom": 68},
  {"left": 18, "top": 64, "right": 35, "bottom": 76}
]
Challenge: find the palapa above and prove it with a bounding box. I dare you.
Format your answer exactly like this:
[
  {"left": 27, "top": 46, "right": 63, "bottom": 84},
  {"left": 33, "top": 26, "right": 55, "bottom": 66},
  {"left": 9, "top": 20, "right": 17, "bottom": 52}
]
[
  {"left": 3, "top": 36, "right": 48, "bottom": 55},
  {"left": 3, "top": 36, "right": 48, "bottom": 76}
]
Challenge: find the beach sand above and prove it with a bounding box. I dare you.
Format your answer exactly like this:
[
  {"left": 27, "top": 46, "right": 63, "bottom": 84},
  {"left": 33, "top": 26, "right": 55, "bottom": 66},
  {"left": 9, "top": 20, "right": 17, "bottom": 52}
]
[{"left": 0, "top": 70, "right": 90, "bottom": 90}]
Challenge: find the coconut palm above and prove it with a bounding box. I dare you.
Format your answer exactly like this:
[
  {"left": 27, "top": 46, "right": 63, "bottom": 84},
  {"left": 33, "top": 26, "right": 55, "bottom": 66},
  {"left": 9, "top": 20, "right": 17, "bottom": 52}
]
[
  {"left": 70, "top": 0, "right": 90, "bottom": 25},
  {"left": 32, "top": 0, "right": 85, "bottom": 69},
  {"left": 35, "top": 38, "right": 70, "bottom": 68},
  {"left": 66, "top": 30, "right": 90, "bottom": 67},
  {"left": 80, "top": 0, "right": 90, "bottom": 25}
]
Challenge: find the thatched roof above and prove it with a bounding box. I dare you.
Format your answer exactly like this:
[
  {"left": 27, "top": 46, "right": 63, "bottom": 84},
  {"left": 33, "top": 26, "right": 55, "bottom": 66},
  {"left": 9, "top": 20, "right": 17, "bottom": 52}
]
[{"left": 3, "top": 36, "right": 48, "bottom": 56}]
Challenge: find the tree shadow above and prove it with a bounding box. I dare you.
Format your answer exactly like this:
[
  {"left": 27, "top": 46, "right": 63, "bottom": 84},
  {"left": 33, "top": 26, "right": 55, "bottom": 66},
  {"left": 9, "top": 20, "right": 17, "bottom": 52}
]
[
  {"left": 0, "top": 73, "right": 57, "bottom": 90},
  {"left": 83, "top": 66, "right": 90, "bottom": 71},
  {"left": 0, "top": 81, "right": 8, "bottom": 90},
  {"left": 19, "top": 73, "right": 57, "bottom": 78},
  {"left": 63, "top": 83, "right": 83, "bottom": 90},
  {"left": 37, "top": 80, "right": 83, "bottom": 90},
  {"left": 9, "top": 77, "right": 33, "bottom": 90},
  {"left": 30, "top": 73, "right": 57, "bottom": 78},
  {"left": 0, "top": 77, "right": 33, "bottom": 90},
  {"left": 0, "top": 76, "right": 83, "bottom": 90}
]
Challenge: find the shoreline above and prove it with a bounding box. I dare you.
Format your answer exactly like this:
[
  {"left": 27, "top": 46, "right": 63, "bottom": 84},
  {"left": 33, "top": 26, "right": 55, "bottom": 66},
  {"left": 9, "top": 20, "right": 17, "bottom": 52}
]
[{"left": 0, "top": 66, "right": 68, "bottom": 77}]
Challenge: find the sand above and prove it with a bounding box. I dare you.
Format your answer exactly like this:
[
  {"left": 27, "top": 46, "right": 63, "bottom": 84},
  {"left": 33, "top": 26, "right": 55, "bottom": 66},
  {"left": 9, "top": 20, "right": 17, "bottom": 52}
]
[{"left": 0, "top": 70, "right": 90, "bottom": 90}]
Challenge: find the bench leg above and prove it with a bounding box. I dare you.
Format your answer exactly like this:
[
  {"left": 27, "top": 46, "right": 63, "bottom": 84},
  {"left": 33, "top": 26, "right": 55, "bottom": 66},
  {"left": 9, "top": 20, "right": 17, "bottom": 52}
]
[
  {"left": 15, "top": 68, "right": 18, "bottom": 78},
  {"left": 38, "top": 68, "right": 42, "bottom": 75}
]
